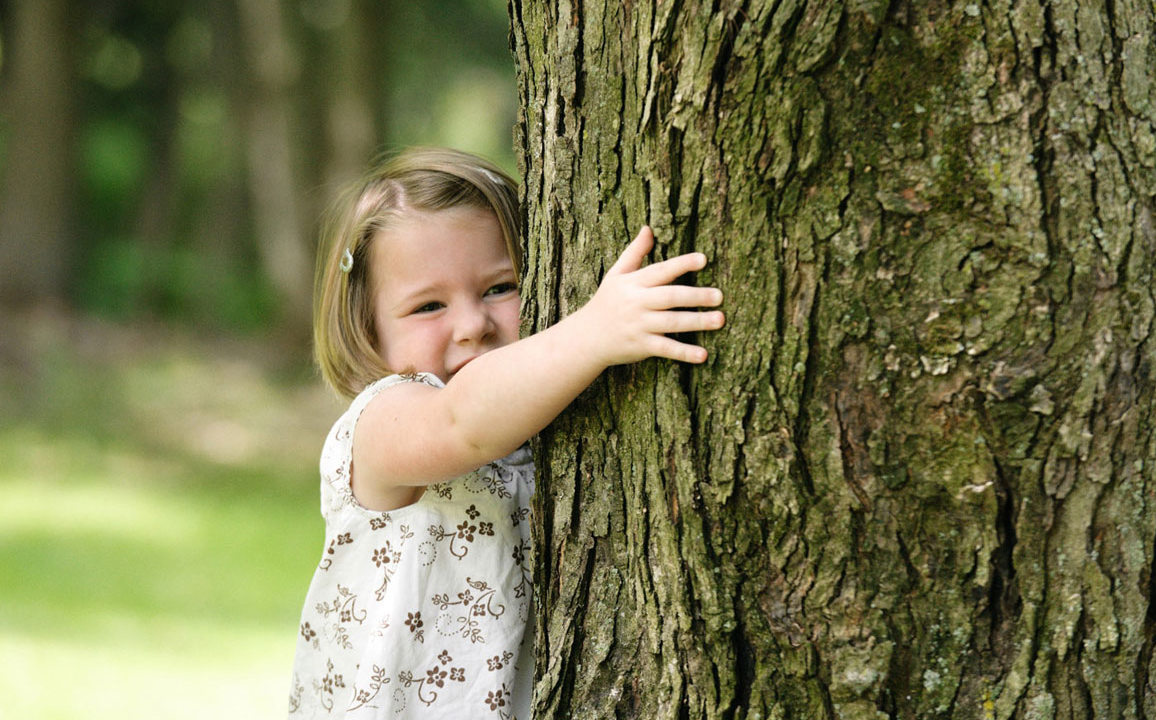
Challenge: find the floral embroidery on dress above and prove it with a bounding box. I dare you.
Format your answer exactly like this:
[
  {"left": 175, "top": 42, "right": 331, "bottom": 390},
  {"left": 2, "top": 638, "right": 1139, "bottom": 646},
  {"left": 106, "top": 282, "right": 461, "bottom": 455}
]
[
  {"left": 427, "top": 516, "right": 497, "bottom": 559},
  {"left": 371, "top": 540, "right": 402, "bottom": 600},
  {"left": 313, "top": 659, "right": 346, "bottom": 712},
  {"left": 319, "top": 531, "right": 354, "bottom": 571},
  {"left": 314, "top": 584, "right": 365, "bottom": 651},
  {"left": 432, "top": 577, "right": 506, "bottom": 643},
  {"left": 511, "top": 539, "right": 532, "bottom": 604},
  {"left": 404, "top": 611, "right": 425, "bottom": 643},
  {"left": 317, "top": 584, "right": 366, "bottom": 624},
  {"left": 347, "top": 665, "right": 390, "bottom": 712},
  {"left": 464, "top": 469, "right": 513, "bottom": 499},
  {"left": 288, "top": 677, "right": 303, "bottom": 713},
  {"left": 486, "top": 651, "right": 514, "bottom": 671},
  {"left": 300, "top": 622, "right": 318, "bottom": 648},
  {"left": 416, "top": 539, "right": 438, "bottom": 567},
  {"left": 485, "top": 683, "right": 514, "bottom": 718},
  {"left": 395, "top": 650, "right": 467, "bottom": 707}
]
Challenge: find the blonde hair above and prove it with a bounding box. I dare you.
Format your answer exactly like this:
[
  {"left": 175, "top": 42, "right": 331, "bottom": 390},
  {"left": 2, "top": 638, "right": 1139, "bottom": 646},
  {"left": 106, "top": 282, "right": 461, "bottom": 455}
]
[{"left": 314, "top": 147, "right": 521, "bottom": 399}]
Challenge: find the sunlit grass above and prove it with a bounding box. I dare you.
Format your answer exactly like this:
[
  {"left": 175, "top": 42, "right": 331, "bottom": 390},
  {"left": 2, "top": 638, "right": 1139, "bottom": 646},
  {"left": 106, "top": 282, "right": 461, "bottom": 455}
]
[
  {"left": 2, "top": 623, "right": 291, "bottom": 720},
  {"left": 0, "top": 428, "right": 319, "bottom": 717},
  {"left": 0, "top": 313, "right": 340, "bottom": 719}
]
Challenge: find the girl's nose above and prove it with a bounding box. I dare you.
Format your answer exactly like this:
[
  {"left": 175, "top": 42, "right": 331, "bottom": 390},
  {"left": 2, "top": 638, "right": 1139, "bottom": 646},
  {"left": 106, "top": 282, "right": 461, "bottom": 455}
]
[{"left": 453, "top": 302, "right": 494, "bottom": 344}]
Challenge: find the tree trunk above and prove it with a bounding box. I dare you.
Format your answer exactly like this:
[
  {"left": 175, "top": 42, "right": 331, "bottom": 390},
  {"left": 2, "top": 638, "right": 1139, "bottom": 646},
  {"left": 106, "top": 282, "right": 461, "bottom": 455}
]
[
  {"left": 316, "top": 0, "right": 386, "bottom": 195},
  {"left": 511, "top": 1, "right": 1156, "bottom": 718},
  {"left": 0, "top": 0, "right": 76, "bottom": 306},
  {"left": 235, "top": 0, "right": 312, "bottom": 331}
]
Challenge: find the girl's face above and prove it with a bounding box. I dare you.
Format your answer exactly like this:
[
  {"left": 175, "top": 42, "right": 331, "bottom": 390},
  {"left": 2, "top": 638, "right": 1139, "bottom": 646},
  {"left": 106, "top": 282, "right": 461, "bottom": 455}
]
[{"left": 370, "top": 206, "right": 520, "bottom": 382}]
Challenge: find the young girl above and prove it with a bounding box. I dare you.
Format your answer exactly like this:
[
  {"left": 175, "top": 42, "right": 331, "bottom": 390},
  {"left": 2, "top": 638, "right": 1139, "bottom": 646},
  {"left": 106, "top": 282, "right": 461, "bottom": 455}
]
[{"left": 288, "top": 147, "right": 725, "bottom": 719}]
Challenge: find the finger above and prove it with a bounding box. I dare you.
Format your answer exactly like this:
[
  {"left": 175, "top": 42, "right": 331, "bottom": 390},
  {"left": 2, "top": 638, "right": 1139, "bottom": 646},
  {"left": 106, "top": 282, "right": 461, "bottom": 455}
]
[
  {"left": 645, "top": 336, "right": 710, "bottom": 364},
  {"left": 632, "top": 250, "right": 708, "bottom": 286},
  {"left": 606, "top": 226, "right": 655, "bottom": 276},
  {"left": 645, "top": 285, "right": 724, "bottom": 310},
  {"left": 647, "top": 309, "right": 726, "bottom": 334}
]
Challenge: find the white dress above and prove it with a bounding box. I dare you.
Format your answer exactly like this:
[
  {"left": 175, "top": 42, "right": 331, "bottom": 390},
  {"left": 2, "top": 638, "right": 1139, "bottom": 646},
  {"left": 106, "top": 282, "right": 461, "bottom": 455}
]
[{"left": 288, "top": 373, "right": 534, "bottom": 719}]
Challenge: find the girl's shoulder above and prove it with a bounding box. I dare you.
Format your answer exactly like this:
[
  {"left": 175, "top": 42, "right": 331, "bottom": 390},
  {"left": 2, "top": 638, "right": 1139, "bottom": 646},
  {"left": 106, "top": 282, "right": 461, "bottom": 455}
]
[
  {"left": 357, "top": 372, "right": 444, "bottom": 405},
  {"left": 319, "top": 373, "right": 445, "bottom": 511},
  {"left": 343, "top": 372, "right": 445, "bottom": 434}
]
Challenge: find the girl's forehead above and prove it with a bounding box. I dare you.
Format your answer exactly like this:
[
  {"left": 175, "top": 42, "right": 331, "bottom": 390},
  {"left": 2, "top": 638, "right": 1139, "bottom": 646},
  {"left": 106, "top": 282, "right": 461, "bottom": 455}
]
[{"left": 370, "top": 207, "right": 514, "bottom": 272}]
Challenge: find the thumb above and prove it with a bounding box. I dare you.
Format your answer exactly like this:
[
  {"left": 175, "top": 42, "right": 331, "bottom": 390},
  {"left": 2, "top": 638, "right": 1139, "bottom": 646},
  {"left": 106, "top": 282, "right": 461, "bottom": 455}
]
[{"left": 606, "top": 226, "right": 655, "bottom": 276}]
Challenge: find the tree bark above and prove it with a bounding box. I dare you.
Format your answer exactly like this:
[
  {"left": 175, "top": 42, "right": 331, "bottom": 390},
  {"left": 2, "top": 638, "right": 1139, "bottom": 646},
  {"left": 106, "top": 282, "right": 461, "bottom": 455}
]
[{"left": 512, "top": 1, "right": 1156, "bottom": 718}]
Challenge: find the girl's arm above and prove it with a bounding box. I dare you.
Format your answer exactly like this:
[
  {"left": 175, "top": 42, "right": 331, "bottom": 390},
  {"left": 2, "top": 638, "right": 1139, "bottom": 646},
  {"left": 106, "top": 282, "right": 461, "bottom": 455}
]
[{"left": 351, "top": 226, "right": 725, "bottom": 511}]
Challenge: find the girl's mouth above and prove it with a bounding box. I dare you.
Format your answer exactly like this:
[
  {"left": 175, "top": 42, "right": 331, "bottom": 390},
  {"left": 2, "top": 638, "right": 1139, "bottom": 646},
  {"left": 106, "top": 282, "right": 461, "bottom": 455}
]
[{"left": 449, "top": 356, "right": 479, "bottom": 377}]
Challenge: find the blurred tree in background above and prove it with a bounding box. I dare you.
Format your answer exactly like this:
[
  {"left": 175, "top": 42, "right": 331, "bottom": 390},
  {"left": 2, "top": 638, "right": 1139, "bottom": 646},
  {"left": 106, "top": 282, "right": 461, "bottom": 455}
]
[{"left": 0, "top": 0, "right": 515, "bottom": 336}]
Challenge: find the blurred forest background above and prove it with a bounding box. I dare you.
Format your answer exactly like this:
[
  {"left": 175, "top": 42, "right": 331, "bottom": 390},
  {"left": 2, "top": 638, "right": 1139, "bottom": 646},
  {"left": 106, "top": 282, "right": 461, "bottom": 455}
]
[{"left": 0, "top": 0, "right": 516, "bottom": 716}]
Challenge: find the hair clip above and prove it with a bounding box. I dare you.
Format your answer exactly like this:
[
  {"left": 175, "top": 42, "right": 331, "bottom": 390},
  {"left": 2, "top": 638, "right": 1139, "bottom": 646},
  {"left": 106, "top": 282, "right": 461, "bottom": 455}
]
[
  {"left": 479, "top": 168, "right": 503, "bottom": 186},
  {"left": 340, "top": 248, "right": 354, "bottom": 273}
]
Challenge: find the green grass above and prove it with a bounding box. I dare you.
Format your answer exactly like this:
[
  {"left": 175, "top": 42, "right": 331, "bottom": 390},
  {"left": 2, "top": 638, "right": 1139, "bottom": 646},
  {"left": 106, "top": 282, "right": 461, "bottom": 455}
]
[{"left": 0, "top": 312, "right": 340, "bottom": 719}]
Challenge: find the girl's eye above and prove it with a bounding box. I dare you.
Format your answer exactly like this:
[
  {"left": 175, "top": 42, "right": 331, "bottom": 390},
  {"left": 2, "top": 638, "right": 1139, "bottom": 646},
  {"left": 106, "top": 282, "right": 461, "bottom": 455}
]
[
  {"left": 485, "top": 282, "right": 517, "bottom": 297},
  {"left": 413, "top": 301, "right": 444, "bottom": 314}
]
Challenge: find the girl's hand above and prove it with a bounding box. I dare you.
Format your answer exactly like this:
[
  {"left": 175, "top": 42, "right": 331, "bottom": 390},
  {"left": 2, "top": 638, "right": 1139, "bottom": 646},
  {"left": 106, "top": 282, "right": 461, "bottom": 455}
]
[{"left": 577, "top": 226, "right": 725, "bottom": 367}]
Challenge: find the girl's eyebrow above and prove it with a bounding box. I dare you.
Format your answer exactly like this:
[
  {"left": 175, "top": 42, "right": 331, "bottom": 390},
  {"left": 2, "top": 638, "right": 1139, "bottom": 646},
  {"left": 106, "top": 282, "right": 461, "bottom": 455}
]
[
  {"left": 386, "top": 278, "right": 441, "bottom": 313},
  {"left": 480, "top": 264, "right": 518, "bottom": 283},
  {"left": 391, "top": 290, "right": 432, "bottom": 312}
]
